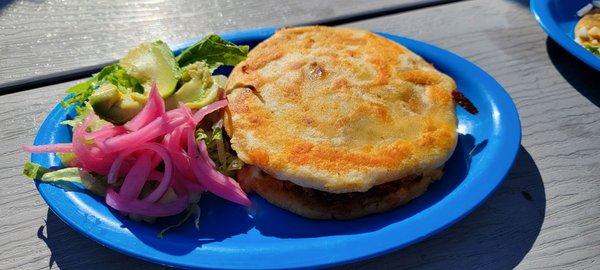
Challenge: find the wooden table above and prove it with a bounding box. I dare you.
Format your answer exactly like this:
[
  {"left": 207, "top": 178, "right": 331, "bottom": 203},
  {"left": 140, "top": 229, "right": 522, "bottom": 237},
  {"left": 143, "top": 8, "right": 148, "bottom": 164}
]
[{"left": 1, "top": 0, "right": 599, "bottom": 269}]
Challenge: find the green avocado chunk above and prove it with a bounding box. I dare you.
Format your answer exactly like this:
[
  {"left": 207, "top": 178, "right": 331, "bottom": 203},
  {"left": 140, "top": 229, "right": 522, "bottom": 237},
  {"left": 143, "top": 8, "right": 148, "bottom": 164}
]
[
  {"left": 185, "top": 74, "right": 226, "bottom": 109},
  {"left": 89, "top": 84, "right": 147, "bottom": 125},
  {"left": 119, "top": 40, "right": 180, "bottom": 97},
  {"left": 165, "top": 61, "right": 227, "bottom": 110}
]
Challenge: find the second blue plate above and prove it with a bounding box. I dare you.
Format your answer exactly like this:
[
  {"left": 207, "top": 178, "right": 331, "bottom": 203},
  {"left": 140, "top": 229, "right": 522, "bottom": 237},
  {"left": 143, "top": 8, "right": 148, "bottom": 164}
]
[{"left": 531, "top": 0, "right": 600, "bottom": 71}]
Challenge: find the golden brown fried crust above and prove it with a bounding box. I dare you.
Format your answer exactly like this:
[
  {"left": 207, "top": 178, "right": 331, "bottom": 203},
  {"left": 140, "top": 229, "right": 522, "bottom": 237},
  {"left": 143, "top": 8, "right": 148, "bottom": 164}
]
[
  {"left": 238, "top": 166, "right": 443, "bottom": 220},
  {"left": 225, "top": 26, "right": 457, "bottom": 193}
]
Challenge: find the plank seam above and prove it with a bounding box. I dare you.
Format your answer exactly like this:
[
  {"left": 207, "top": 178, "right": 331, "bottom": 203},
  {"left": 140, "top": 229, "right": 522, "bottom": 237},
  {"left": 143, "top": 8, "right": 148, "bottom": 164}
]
[{"left": 0, "top": 0, "right": 467, "bottom": 94}]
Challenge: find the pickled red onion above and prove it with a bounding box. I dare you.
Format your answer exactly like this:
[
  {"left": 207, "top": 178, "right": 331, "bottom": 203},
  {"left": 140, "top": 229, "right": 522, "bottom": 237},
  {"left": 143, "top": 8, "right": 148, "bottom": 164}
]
[
  {"left": 119, "top": 154, "right": 152, "bottom": 200},
  {"left": 186, "top": 128, "right": 250, "bottom": 206},
  {"left": 99, "top": 110, "right": 188, "bottom": 153},
  {"left": 193, "top": 99, "right": 228, "bottom": 123},
  {"left": 86, "top": 125, "right": 127, "bottom": 142},
  {"left": 22, "top": 143, "right": 73, "bottom": 153},
  {"left": 124, "top": 82, "right": 165, "bottom": 131},
  {"left": 164, "top": 126, "right": 195, "bottom": 180},
  {"left": 72, "top": 115, "right": 115, "bottom": 174},
  {"left": 27, "top": 88, "right": 250, "bottom": 219},
  {"left": 178, "top": 102, "right": 196, "bottom": 127}
]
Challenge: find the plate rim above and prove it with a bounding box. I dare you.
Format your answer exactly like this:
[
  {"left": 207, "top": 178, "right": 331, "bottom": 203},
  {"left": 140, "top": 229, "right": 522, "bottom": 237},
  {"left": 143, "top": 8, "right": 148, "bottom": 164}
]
[
  {"left": 31, "top": 27, "right": 522, "bottom": 269},
  {"left": 530, "top": 0, "right": 600, "bottom": 71}
]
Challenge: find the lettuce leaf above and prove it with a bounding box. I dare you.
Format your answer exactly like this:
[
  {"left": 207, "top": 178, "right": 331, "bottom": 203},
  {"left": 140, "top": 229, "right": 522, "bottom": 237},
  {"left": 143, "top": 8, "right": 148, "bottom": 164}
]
[
  {"left": 61, "top": 78, "right": 95, "bottom": 108},
  {"left": 23, "top": 161, "right": 51, "bottom": 179},
  {"left": 61, "top": 103, "right": 91, "bottom": 127},
  {"left": 176, "top": 34, "right": 249, "bottom": 69},
  {"left": 23, "top": 162, "right": 107, "bottom": 196},
  {"left": 61, "top": 64, "right": 144, "bottom": 109},
  {"left": 96, "top": 64, "right": 145, "bottom": 94},
  {"left": 61, "top": 103, "right": 109, "bottom": 132}
]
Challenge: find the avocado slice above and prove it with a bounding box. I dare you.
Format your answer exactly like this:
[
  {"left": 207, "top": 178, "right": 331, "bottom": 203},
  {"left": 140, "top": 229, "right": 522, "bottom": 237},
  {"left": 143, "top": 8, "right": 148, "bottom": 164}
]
[
  {"left": 166, "top": 75, "right": 225, "bottom": 110},
  {"left": 185, "top": 75, "right": 226, "bottom": 109},
  {"left": 89, "top": 84, "right": 147, "bottom": 125},
  {"left": 119, "top": 41, "right": 180, "bottom": 98},
  {"left": 165, "top": 61, "right": 226, "bottom": 110}
]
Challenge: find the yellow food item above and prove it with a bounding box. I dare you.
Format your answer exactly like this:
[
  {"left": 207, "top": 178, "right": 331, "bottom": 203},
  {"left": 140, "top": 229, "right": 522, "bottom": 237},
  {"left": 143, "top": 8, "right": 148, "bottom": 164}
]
[
  {"left": 225, "top": 26, "right": 458, "bottom": 194},
  {"left": 575, "top": 8, "right": 600, "bottom": 53}
]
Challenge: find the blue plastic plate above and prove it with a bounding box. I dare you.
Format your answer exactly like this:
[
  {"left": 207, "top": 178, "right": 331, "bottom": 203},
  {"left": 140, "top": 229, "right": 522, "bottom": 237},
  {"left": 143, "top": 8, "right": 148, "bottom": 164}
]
[
  {"left": 531, "top": 0, "right": 600, "bottom": 71},
  {"left": 31, "top": 28, "right": 521, "bottom": 269}
]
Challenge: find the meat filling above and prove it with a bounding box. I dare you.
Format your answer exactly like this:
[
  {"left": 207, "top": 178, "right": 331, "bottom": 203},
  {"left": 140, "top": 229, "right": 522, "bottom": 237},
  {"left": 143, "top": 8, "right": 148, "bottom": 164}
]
[{"left": 238, "top": 165, "right": 424, "bottom": 205}]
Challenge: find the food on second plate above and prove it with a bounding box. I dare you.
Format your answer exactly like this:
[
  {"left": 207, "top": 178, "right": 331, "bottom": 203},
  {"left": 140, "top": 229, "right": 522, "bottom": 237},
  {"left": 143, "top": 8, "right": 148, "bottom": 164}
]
[
  {"left": 227, "top": 26, "right": 459, "bottom": 219},
  {"left": 575, "top": 2, "right": 600, "bottom": 56}
]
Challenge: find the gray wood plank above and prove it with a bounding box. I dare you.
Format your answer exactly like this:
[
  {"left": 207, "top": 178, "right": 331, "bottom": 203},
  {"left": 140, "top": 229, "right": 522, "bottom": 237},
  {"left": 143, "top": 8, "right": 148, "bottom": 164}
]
[
  {"left": 1, "top": 0, "right": 600, "bottom": 269},
  {"left": 0, "top": 0, "right": 444, "bottom": 88}
]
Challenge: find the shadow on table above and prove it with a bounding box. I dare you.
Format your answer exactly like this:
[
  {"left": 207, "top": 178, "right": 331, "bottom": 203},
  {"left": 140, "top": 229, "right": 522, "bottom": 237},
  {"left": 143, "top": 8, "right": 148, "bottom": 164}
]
[
  {"left": 546, "top": 38, "right": 600, "bottom": 108},
  {"left": 506, "top": 0, "right": 529, "bottom": 7},
  {"left": 32, "top": 197, "right": 250, "bottom": 269},
  {"left": 338, "top": 146, "right": 546, "bottom": 270},
  {"left": 38, "top": 210, "right": 166, "bottom": 270},
  {"left": 37, "top": 194, "right": 254, "bottom": 269},
  {"left": 0, "top": 1, "right": 14, "bottom": 12}
]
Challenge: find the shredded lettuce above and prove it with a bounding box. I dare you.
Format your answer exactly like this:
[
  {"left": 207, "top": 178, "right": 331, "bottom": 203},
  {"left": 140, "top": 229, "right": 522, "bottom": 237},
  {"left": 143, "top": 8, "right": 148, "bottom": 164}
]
[
  {"left": 61, "top": 64, "right": 144, "bottom": 109},
  {"left": 96, "top": 64, "right": 145, "bottom": 94},
  {"left": 211, "top": 124, "right": 227, "bottom": 168},
  {"left": 61, "top": 103, "right": 91, "bottom": 127},
  {"left": 60, "top": 103, "right": 109, "bottom": 131},
  {"left": 23, "top": 162, "right": 107, "bottom": 196},
  {"left": 62, "top": 78, "right": 95, "bottom": 108},
  {"left": 57, "top": 153, "right": 77, "bottom": 166},
  {"left": 226, "top": 156, "right": 244, "bottom": 171},
  {"left": 195, "top": 124, "right": 244, "bottom": 177},
  {"left": 176, "top": 34, "right": 249, "bottom": 69},
  {"left": 156, "top": 204, "right": 201, "bottom": 239},
  {"left": 584, "top": 45, "right": 600, "bottom": 55}
]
